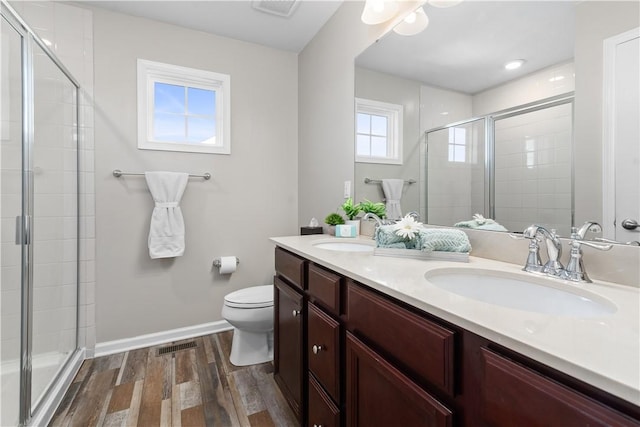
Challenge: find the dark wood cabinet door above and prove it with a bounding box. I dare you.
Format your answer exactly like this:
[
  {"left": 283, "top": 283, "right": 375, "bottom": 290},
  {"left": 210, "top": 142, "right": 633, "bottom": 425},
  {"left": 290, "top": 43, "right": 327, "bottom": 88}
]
[
  {"left": 346, "top": 332, "right": 453, "bottom": 427},
  {"left": 274, "top": 276, "right": 304, "bottom": 421},
  {"left": 347, "top": 282, "right": 456, "bottom": 395},
  {"left": 481, "top": 348, "right": 640, "bottom": 427},
  {"left": 308, "top": 374, "right": 340, "bottom": 427},
  {"left": 308, "top": 303, "right": 341, "bottom": 403}
]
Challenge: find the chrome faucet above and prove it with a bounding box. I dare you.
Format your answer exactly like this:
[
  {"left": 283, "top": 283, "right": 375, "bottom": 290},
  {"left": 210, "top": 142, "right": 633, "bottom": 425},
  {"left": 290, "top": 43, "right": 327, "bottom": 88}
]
[
  {"left": 565, "top": 222, "right": 612, "bottom": 282},
  {"left": 406, "top": 211, "right": 420, "bottom": 221},
  {"left": 523, "top": 225, "right": 564, "bottom": 276},
  {"left": 362, "top": 212, "right": 383, "bottom": 227}
]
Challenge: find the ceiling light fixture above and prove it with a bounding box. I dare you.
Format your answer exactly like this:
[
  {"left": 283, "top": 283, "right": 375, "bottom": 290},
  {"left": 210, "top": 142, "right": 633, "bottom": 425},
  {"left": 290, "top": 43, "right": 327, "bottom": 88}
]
[
  {"left": 504, "top": 59, "right": 525, "bottom": 70},
  {"left": 393, "top": 7, "right": 429, "bottom": 36},
  {"left": 361, "top": 0, "right": 399, "bottom": 25},
  {"left": 549, "top": 75, "right": 565, "bottom": 82}
]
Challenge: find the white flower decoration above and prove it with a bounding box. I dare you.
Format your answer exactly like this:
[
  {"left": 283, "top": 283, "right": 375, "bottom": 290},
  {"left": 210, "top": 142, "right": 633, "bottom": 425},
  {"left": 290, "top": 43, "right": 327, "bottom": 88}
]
[{"left": 393, "top": 215, "right": 424, "bottom": 240}]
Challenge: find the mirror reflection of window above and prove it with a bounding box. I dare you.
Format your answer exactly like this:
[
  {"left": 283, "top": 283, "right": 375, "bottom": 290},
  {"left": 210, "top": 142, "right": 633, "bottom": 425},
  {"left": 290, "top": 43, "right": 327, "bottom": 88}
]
[
  {"left": 357, "top": 112, "right": 388, "bottom": 157},
  {"left": 448, "top": 127, "right": 466, "bottom": 163},
  {"left": 355, "top": 98, "right": 403, "bottom": 164}
]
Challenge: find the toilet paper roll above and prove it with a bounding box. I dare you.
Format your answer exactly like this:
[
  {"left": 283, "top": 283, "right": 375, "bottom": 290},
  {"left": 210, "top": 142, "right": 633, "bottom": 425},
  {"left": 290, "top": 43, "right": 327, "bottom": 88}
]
[{"left": 218, "top": 256, "right": 237, "bottom": 274}]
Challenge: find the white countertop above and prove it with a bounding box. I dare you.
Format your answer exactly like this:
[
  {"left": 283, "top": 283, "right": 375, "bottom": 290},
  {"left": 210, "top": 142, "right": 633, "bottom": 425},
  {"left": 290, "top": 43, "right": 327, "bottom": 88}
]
[{"left": 271, "top": 234, "right": 640, "bottom": 406}]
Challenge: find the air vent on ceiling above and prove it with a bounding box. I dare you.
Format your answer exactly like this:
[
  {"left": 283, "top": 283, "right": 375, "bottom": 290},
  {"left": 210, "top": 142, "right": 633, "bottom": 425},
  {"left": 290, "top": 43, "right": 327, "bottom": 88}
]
[
  {"left": 252, "top": 0, "right": 301, "bottom": 18},
  {"left": 157, "top": 341, "right": 197, "bottom": 356}
]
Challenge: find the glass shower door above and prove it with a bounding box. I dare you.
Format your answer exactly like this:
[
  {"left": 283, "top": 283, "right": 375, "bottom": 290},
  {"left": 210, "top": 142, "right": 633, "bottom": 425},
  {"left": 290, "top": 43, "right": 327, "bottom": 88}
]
[
  {"left": 425, "top": 118, "right": 487, "bottom": 225},
  {"left": 1, "top": 14, "right": 24, "bottom": 427},
  {"left": 30, "top": 40, "right": 78, "bottom": 410}
]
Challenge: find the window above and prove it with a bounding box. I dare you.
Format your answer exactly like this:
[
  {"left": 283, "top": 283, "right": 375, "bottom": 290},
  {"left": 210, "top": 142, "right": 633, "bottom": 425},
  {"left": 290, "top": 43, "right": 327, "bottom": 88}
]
[
  {"left": 137, "top": 59, "right": 230, "bottom": 154},
  {"left": 355, "top": 98, "right": 403, "bottom": 164},
  {"left": 448, "top": 127, "right": 466, "bottom": 163}
]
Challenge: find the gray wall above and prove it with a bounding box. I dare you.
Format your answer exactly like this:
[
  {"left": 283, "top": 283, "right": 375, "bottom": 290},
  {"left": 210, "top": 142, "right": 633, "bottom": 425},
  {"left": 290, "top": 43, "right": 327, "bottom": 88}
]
[
  {"left": 93, "top": 8, "right": 298, "bottom": 343},
  {"left": 574, "top": 1, "right": 639, "bottom": 225}
]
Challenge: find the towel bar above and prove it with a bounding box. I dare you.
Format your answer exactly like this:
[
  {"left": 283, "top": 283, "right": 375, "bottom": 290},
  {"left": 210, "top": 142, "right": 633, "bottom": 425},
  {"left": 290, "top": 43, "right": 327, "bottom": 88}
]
[
  {"left": 364, "top": 178, "right": 416, "bottom": 185},
  {"left": 113, "top": 169, "right": 211, "bottom": 180}
]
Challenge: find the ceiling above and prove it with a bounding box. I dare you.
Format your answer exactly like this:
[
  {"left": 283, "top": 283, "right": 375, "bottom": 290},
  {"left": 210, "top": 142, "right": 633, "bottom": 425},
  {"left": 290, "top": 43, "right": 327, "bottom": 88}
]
[
  {"left": 86, "top": 0, "right": 344, "bottom": 53},
  {"left": 355, "top": 1, "right": 577, "bottom": 94}
]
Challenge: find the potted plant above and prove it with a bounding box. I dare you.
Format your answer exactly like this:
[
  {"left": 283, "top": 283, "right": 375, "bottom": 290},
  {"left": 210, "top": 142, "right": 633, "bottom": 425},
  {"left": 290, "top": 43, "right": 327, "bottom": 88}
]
[
  {"left": 360, "top": 199, "right": 387, "bottom": 237},
  {"left": 341, "top": 198, "right": 362, "bottom": 234},
  {"left": 324, "top": 212, "right": 345, "bottom": 236}
]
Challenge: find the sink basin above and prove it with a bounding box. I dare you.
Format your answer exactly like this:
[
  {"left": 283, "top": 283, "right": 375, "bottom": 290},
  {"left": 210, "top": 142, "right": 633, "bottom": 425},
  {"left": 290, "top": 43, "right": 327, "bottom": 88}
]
[
  {"left": 425, "top": 268, "right": 617, "bottom": 317},
  {"left": 312, "top": 239, "right": 375, "bottom": 253}
]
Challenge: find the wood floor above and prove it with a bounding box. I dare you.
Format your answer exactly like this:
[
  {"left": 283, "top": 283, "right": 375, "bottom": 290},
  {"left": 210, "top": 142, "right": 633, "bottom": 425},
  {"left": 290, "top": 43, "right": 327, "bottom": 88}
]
[{"left": 49, "top": 331, "right": 298, "bottom": 427}]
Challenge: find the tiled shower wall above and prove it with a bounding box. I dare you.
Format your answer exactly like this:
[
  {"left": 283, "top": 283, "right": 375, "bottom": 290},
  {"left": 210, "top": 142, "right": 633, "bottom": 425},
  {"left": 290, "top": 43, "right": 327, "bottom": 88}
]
[
  {"left": 494, "top": 103, "right": 573, "bottom": 235},
  {"left": 5, "top": 0, "right": 95, "bottom": 357}
]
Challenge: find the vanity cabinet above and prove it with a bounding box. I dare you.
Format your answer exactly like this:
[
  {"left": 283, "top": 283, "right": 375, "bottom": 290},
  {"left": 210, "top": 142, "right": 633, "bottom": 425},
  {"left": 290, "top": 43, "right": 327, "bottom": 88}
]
[
  {"left": 480, "top": 348, "right": 639, "bottom": 427},
  {"left": 274, "top": 248, "right": 306, "bottom": 421},
  {"left": 273, "top": 246, "right": 640, "bottom": 427},
  {"left": 346, "top": 332, "right": 453, "bottom": 427}
]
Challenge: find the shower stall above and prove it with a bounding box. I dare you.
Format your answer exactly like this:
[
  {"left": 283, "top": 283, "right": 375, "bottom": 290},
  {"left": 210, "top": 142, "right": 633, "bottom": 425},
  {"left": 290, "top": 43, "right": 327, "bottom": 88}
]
[
  {"left": 424, "top": 93, "right": 574, "bottom": 235},
  {"left": 2, "top": 2, "right": 82, "bottom": 425}
]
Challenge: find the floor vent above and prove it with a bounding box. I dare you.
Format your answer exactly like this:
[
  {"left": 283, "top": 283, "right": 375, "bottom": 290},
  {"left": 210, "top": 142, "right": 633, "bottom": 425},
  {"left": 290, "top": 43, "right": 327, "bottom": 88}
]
[{"left": 157, "top": 341, "right": 197, "bottom": 356}]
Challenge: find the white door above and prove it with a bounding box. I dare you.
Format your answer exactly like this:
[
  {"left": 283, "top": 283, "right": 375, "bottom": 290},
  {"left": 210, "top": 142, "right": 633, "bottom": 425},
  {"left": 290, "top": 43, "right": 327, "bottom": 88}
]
[{"left": 603, "top": 28, "right": 640, "bottom": 243}]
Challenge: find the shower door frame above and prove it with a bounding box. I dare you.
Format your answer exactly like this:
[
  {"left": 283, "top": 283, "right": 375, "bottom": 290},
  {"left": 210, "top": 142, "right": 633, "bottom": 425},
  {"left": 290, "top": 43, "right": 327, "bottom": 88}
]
[{"left": 1, "top": 2, "right": 82, "bottom": 426}]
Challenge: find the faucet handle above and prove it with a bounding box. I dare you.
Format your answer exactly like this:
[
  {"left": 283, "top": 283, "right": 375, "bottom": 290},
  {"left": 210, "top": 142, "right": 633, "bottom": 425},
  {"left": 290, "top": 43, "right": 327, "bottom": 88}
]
[
  {"left": 572, "top": 240, "right": 613, "bottom": 252},
  {"left": 564, "top": 238, "right": 613, "bottom": 282}
]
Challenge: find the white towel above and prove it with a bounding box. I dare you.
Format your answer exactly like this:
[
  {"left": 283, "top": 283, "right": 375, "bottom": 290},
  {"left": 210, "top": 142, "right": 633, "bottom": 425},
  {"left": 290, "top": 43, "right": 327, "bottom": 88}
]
[
  {"left": 144, "top": 171, "right": 189, "bottom": 259},
  {"left": 382, "top": 179, "right": 404, "bottom": 220}
]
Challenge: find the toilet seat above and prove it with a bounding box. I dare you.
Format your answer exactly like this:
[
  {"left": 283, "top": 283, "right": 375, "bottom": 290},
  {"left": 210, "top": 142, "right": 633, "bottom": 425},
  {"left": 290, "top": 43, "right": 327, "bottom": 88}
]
[{"left": 224, "top": 285, "right": 273, "bottom": 309}]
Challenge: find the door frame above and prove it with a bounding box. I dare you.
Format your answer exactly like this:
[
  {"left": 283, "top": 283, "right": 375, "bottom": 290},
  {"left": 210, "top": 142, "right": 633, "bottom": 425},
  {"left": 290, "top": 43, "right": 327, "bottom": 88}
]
[{"left": 602, "top": 27, "right": 640, "bottom": 239}]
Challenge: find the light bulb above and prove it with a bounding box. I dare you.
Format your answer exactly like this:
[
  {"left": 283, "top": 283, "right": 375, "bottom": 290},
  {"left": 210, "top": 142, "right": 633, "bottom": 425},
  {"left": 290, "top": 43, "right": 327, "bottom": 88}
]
[
  {"left": 393, "top": 7, "right": 428, "bottom": 36},
  {"left": 361, "top": 0, "right": 399, "bottom": 25},
  {"left": 404, "top": 12, "right": 417, "bottom": 24}
]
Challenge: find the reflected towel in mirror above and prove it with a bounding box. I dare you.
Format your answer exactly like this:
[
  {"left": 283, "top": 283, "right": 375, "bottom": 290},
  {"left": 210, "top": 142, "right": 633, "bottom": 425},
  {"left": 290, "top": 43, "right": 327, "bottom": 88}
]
[{"left": 382, "top": 179, "right": 404, "bottom": 220}]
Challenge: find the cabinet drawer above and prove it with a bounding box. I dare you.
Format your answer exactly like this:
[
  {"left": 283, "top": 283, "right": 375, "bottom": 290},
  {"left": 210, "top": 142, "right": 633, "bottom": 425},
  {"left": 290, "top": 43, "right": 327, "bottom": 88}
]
[
  {"left": 347, "top": 283, "right": 455, "bottom": 395},
  {"left": 308, "top": 303, "right": 341, "bottom": 403},
  {"left": 481, "top": 348, "right": 639, "bottom": 427},
  {"left": 308, "top": 374, "right": 340, "bottom": 427},
  {"left": 275, "top": 247, "right": 305, "bottom": 290},
  {"left": 308, "top": 263, "right": 342, "bottom": 315},
  {"left": 346, "top": 332, "right": 453, "bottom": 427}
]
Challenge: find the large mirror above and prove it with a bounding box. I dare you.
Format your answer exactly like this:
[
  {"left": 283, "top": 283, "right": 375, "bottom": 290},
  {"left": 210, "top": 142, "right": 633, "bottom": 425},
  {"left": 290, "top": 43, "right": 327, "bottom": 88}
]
[{"left": 354, "top": 1, "right": 639, "bottom": 243}]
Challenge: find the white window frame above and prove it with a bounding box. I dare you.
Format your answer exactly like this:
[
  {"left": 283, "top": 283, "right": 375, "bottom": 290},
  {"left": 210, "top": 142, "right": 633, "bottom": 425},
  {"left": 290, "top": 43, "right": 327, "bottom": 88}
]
[
  {"left": 137, "top": 59, "right": 231, "bottom": 154},
  {"left": 355, "top": 97, "right": 403, "bottom": 165}
]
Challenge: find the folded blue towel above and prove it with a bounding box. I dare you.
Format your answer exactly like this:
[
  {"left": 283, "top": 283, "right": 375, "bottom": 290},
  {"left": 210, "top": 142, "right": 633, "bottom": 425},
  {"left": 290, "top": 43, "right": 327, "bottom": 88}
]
[
  {"left": 417, "top": 229, "right": 471, "bottom": 253},
  {"left": 375, "top": 225, "right": 419, "bottom": 249},
  {"left": 454, "top": 214, "right": 508, "bottom": 232},
  {"left": 375, "top": 225, "right": 471, "bottom": 253}
]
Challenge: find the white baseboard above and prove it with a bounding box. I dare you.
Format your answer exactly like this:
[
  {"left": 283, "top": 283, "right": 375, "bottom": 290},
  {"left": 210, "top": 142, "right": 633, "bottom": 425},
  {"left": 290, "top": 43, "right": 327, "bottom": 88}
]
[{"left": 94, "top": 320, "right": 233, "bottom": 358}]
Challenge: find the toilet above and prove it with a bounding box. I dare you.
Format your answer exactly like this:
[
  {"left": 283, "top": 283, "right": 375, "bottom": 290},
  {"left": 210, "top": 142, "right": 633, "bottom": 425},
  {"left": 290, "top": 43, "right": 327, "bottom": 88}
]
[{"left": 221, "top": 285, "right": 274, "bottom": 366}]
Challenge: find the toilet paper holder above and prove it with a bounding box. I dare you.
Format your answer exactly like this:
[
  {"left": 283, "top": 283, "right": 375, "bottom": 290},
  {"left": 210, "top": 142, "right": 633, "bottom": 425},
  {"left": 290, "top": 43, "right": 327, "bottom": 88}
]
[{"left": 213, "top": 257, "right": 240, "bottom": 268}]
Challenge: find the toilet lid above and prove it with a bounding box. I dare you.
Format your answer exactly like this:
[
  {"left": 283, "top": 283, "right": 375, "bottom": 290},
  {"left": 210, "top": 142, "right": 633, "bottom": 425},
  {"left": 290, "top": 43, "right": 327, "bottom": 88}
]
[{"left": 224, "top": 285, "right": 274, "bottom": 308}]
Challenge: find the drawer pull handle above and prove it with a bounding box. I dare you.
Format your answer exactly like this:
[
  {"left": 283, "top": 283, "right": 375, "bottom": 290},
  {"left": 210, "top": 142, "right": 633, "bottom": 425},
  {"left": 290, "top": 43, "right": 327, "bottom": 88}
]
[
  {"left": 312, "top": 344, "right": 324, "bottom": 354},
  {"left": 313, "top": 425, "right": 323, "bottom": 427},
  {"left": 292, "top": 309, "right": 301, "bottom": 317}
]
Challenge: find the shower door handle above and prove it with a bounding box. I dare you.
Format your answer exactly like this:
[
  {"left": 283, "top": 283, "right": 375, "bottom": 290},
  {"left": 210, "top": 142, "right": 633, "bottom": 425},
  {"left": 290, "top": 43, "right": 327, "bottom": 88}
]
[{"left": 15, "top": 215, "right": 32, "bottom": 245}]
